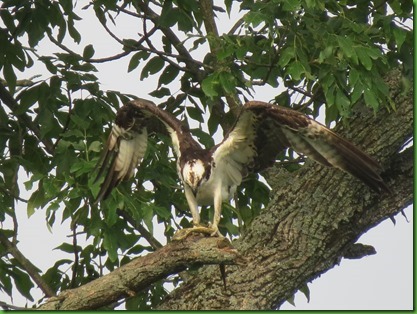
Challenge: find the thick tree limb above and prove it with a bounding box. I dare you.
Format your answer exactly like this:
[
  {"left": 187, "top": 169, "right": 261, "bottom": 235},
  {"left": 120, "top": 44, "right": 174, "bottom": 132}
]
[
  {"left": 37, "top": 235, "right": 243, "bottom": 310},
  {"left": 157, "top": 69, "right": 413, "bottom": 310}
]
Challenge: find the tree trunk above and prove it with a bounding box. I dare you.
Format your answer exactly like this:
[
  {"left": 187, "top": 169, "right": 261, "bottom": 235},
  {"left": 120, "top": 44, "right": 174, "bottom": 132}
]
[
  {"left": 35, "top": 69, "right": 413, "bottom": 311},
  {"left": 157, "top": 69, "right": 413, "bottom": 310}
]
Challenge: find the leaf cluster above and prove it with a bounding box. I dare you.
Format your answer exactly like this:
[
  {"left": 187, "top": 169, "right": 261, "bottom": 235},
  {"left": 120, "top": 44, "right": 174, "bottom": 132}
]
[{"left": 0, "top": 0, "right": 412, "bottom": 309}]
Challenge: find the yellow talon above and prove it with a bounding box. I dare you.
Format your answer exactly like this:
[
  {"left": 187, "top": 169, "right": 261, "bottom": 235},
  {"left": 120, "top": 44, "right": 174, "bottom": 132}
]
[{"left": 172, "top": 225, "right": 221, "bottom": 241}]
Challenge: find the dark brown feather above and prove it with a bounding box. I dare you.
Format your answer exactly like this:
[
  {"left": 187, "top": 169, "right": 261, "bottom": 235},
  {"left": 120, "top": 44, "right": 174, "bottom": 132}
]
[
  {"left": 244, "top": 101, "right": 389, "bottom": 192},
  {"left": 94, "top": 99, "right": 201, "bottom": 202}
]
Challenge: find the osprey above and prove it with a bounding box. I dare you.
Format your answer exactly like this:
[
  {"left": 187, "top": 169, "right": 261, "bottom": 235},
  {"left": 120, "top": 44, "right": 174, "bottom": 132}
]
[{"left": 95, "top": 99, "right": 389, "bottom": 237}]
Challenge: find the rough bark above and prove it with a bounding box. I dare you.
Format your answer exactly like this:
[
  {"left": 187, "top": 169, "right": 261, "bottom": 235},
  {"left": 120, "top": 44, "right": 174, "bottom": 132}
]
[
  {"left": 38, "top": 236, "right": 242, "bottom": 310},
  {"left": 157, "top": 69, "right": 413, "bottom": 310},
  {"left": 35, "top": 69, "right": 412, "bottom": 310}
]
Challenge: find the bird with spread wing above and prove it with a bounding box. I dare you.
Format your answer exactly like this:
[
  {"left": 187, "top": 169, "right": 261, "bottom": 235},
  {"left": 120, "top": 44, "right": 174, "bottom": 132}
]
[{"left": 94, "top": 98, "right": 389, "bottom": 239}]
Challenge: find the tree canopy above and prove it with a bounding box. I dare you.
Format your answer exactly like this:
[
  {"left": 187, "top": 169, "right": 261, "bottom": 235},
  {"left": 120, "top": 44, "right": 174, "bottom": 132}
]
[{"left": 0, "top": 0, "right": 413, "bottom": 310}]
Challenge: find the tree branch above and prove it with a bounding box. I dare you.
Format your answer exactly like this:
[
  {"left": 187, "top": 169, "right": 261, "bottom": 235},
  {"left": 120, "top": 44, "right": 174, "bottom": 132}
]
[
  {"left": 135, "top": 1, "right": 205, "bottom": 81},
  {"left": 117, "top": 209, "right": 163, "bottom": 250},
  {"left": 0, "top": 81, "right": 55, "bottom": 155},
  {"left": 0, "top": 231, "right": 55, "bottom": 298},
  {"left": 0, "top": 300, "right": 28, "bottom": 310},
  {"left": 37, "top": 235, "right": 243, "bottom": 310}
]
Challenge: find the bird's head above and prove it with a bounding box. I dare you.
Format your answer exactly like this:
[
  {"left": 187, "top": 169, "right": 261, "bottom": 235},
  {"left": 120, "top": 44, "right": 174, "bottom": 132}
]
[{"left": 182, "top": 159, "right": 209, "bottom": 195}]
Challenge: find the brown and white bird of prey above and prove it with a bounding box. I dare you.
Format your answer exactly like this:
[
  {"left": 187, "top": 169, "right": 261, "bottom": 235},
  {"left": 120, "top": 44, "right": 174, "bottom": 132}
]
[{"left": 95, "top": 99, "right": 389, "bottom": 237}]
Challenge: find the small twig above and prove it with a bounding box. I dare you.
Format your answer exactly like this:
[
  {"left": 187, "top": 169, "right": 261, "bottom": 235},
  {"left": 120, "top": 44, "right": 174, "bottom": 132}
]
[
  {"left": 116, "top": 6, "right": 144, "bottom": 19},
  {"left": 0, "top": 231, "right": 55, "bottom": 298},
  {"left": 99, "top": 17, "right": 126, "bottom": 46},
  {"left": 0, "top": 300, "right": 28, "bottom": 310},
  {"left": 141, "top": 14, "right": 190, "bottom": 74},
  {"left": 48, "top": 34, "right": 131, "bottom": 63},
  {"left": 0, "top": 81, "right": 55, "bottom": 155},
  {"left": 70, "top": 224, "right": 79, "bottom": 288},
  {"left": 135, "top": 1, "right": 206, "bottom": 80},
  {"left": 11, "top": 206, "right": 18, "bottom": 245},
  {"left": 0, "top": 186, "right": 28, "bottom": 203},
  {"left": 116, "top": 209, "right": 163, "bottom": 250},
  {"left": 228, "top": 18, "right": 245, "bottom": 35}
]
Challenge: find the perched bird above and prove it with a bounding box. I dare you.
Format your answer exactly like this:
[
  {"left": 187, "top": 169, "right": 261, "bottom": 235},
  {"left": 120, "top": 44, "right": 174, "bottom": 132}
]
[{"left": 95, "top": 98, "right": 389, "bottom": 237}]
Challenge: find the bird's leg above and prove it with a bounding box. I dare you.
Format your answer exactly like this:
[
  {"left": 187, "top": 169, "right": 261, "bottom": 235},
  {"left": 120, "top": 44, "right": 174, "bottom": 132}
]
[
  {"left": 173, "top": 185, "right": 213, "bottom": 240},
  {"left": 209, "top": 187, "right": 223, "bottom": 237},
  {"left": 184, "top": 185, "right": 201, "bottom": 227}
]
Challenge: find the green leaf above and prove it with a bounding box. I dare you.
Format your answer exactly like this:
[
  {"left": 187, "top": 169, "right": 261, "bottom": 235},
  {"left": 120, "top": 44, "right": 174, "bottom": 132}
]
[
  {"left": 3, "top": 63, "right": 16, "bottom": 94},
  {"left": 244, "top": 11, "right": 266, "bottom": 28},
  {"left": 350, "top": 80, "right": 364, "bottom": 104},
  {"left": 283, "top": 0, "right": 302, "bottom": 11},
  {"left": 88, "top": 141, "right": 101, "bottom": 152},
  {"left": 392, "top": 26, "right": 407, "bottom": 50},
  {"left": 149, "top": 87, "right": 171, "bottom": 98},
  {"left": 337, "top": 36, "right": 354, "bottom": 58},
  {"left": 219, "top": 71, "right": 237, "bottom": 94},
  {"left": 287, "top": 61, "right": 304, "bottom": 81},
  {"left": 54, "top": 242, "right": 77, "bottom": 253},
  {"left": 16, "top": 87, "right": 39, "bottom": 114},
  {"left": 225, "top": 0, "right": 233, "bottom": 15},
  {"left": 153, "top": 205, "right": 171, "bottom": 220},
  {"left": 142, "top": 204, "right": 154, "bottom": 234},
  {"left": 12, "top": 268, "right": 34, "bottom": 301},
  {"left": 103, "top": 232, "right": 118, "bottom": 262},
  {"left": 140, "top": 57, "right": 165, "bottom": 80},
  {"left": 104, "top": 206, "right": 118, "bottom": 227},
  {"left": 278, "top": 47, "right": 295, "bottom": 67},
  {"left": 319, "top": 46, "right": 334, "bottom": 63},
  {"left": 349, "top": 68, "right": 360, "bottom": 87},
  {"left": 68, "top": 18, "right": 81, "bottom": 43},
  {"left": 128, "top": 51, "right": 149, "bottom": 73},
  {"left": 207, "top": 111, "right": 220, "bottom": 136},
  {"left": 356, "top": 47, "right": 372, "bottom": 70},
  {"left": 27, "top": 189, "right": 46, "bottom": 217},
  {"left": 335, "top": 89, "right": 351, "bottom": 116},
  {"left": 363, "top": 87, "right": 379, "bottom": 110},
  {"left": 324, "top": 84, "right": 336, "bottom": 107},
  {"left": 201, "top": 73, "right": 219, "bottom": 98},
  {"left": 82, "top": 44, "right": 95, "bottom": 59},
  {"left": 159, "top": 2, "right": 177, "bottom": 28},
  {"left": 186, "top": 106, "right": 204, "bottom": 123},
  {"left": 158, "top": 64, "right": 180, "bottom": 86}
]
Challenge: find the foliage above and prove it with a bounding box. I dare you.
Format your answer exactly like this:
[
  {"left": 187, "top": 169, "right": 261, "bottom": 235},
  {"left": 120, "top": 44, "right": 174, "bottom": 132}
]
[{"left": 0, "top": 0, "right": 412, "bottom": 309}]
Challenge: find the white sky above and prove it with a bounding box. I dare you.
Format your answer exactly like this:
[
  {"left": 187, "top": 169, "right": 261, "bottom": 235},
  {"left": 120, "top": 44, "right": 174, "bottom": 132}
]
[{"left": 0, "top": 1, "right": 413, "bottom": 310}]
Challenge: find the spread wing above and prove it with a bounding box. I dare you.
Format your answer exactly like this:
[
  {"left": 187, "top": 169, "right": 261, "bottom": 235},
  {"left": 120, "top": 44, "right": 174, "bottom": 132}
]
[
  {"left": 94, "top": 98, "right": 199, "bottom": 202},
  {"left": 212, "top": 100, "right": 389, "bottom": 192}
]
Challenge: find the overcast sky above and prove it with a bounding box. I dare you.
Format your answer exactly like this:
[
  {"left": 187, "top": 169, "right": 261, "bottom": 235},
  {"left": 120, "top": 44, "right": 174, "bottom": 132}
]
[{"left": 1, "top": 1, "right": 413, "bottom": 310}]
